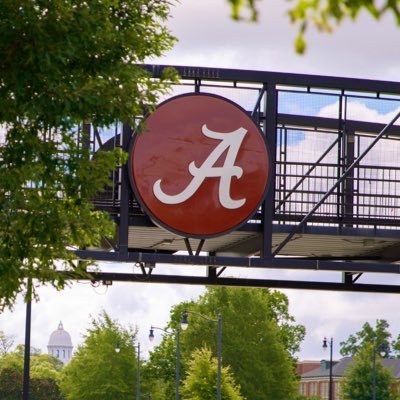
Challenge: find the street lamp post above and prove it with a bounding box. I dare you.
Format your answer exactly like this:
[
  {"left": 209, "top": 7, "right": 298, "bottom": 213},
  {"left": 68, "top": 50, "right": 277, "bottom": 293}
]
[
  {"left": 323, "top": 337, "right": 333, "bottom": 400},
  {"left": 372, "top": 343, "right": 387, "bottom": 400},
  {"left": 136, "top": 342, "right": 140, "bottom": 400},
  {"left": 23, "top": 278, "right": 32, "bottom": 400},
  {"left": 372, "top": 348, "right": 377, "bottom": 400},
  {"left": 149, "top": 326, "right": 180, "bottom": 400},
  {"left": 116, "top": 341, "right": 140, "bottom": 400},
  {"left": 181, "top": 310, "right": 222, "bottom": 400}
]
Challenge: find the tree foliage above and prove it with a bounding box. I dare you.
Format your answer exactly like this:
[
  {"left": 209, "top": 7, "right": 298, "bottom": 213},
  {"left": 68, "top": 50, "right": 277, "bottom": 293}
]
[
  {"left": 138, "top": 363, "right": 167, "bottom": 400},
  {"left": 288, "top": 0, "right": 400, "bottom": 54},
  {"left": 339, "top": 320, "right": 400, "bottom": 400},
  {"left": 227, "top": 0, "right": 400, "bottom": 53},
  {"left": 182, "top": 347, "right": 245, "bottom": 400},
  {"left": 60, "top": 311, "right": 138, "bottom": 400},
  {"left": 0, "top": 344, "right": 64, "bottom": 400},
  {"left": 149, "top": 287, "right": 303, "bottom": 400},
  {"left": 146, "top": 332, "right": 179, "bottom": 398},
  {"left": 228, "top": 0, "right": 259, "bottom": 21},
  {"left": 340, "top": 319, "right": 394, "bottom": 358},
  {"left": 0, "top": 0, "right": 177, "bottom": 310},
  {"left": 340, "top": 344, "right": 397, "bottom": 400}
]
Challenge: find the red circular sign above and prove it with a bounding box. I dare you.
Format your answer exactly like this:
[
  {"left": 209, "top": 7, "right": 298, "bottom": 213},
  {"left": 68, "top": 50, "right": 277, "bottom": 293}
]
[{"left": 129, "top": 93, "right": 270, "bottom": 238}]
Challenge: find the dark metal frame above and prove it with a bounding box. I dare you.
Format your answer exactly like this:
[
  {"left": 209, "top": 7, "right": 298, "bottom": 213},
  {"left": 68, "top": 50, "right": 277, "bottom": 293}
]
[{"left": 76, "top": 64, "right": 400, "bottom": 293}]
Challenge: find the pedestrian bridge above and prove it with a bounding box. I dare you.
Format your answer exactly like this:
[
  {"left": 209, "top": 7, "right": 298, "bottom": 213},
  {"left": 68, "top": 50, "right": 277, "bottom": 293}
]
[{"left": 77, "top": 65, "right": 400, "bottom": 293}]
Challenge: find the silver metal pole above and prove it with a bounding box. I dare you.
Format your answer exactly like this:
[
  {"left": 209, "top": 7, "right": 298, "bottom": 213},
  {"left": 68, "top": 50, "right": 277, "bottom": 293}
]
[
  {"left": 22, "top": 278, "right": 32, "bottom": 400},
  {"left": 149, "top": 326, "right": 180, "bottom": 399},
  {"left": 176, "top": 329, "right": 180, "bottom": 400},
  {"left": 137, "top": 342, "right": 140, "bottom": 400},
  {"left": 372, "top": 348, "right": 377, "bottom": 400},
  {"left": 329, "top": 338, "right": 333, "bottom": 400},
  {"left": 182, "top": 310, "right": 222, "bottom": 400},
  {"left": 217, "top": 313, "right": 222, "bottom": 400}
]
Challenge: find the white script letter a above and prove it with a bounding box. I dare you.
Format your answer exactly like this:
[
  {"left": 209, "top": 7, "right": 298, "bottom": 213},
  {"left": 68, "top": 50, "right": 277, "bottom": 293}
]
[{"left": 153, "top": 124, "right": 248, "bottom": 209}]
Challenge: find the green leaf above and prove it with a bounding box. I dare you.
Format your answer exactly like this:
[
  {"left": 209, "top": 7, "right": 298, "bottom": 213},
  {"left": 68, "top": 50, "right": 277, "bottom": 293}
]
[{"left": 295, "top": 33, "right": 307, "bottom": 54}]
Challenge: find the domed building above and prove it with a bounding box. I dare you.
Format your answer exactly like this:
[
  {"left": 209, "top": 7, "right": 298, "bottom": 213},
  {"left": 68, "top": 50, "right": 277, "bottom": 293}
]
[{"left": 47, "top": 321, "right": 73, "bottom": 364}]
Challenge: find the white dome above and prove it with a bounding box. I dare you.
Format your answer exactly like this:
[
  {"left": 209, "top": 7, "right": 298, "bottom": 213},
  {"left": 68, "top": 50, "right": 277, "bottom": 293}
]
[{"left": 48, "top": 321, "right": 73, "bottom": 348}]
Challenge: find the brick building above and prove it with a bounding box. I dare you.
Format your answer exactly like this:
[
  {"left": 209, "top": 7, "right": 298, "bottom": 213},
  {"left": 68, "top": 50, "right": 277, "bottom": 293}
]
[{"left": 298, "top": 357, "right": 400, "bottom": 399}]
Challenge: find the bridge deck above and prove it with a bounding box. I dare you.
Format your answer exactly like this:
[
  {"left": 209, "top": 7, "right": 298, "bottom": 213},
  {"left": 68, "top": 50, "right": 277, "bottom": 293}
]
[{"left": 125, "top": 221, "right": 400, "bottom": 260}]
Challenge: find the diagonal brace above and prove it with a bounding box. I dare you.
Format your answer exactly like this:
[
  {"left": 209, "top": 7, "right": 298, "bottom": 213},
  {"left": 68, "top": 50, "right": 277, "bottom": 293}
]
[
  {"left": 184, "top": 238, "right": 205, "bottom": 256},
  {"left": 251, "top": 86, "right": 266, "bottom": 118},
  {"left": 275, "top": 137, "right": 340, "bottom": 211}
]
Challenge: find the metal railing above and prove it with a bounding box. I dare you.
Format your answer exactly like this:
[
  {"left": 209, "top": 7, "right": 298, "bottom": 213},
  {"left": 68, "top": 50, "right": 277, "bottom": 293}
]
[{"left": 89, "top": 65, "right": 400, "bottom": 233}]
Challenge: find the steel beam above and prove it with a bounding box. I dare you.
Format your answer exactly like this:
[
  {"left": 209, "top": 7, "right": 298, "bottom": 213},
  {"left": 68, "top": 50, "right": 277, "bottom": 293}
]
[
  {"left": 83, "top": 272, "right": 400, "bottom": 294},
  {"left": 75, "top": 250, "right": 400, "bottom": 274}
]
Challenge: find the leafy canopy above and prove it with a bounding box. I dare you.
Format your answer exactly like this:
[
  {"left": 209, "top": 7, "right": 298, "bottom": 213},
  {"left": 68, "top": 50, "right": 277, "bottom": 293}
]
[
  {"left": 340, "top": 319, "right": 394, "bottom": 358},
  {"left": 0, "top": 0, "right": 177, "bottom": 310},
  {"left": 182, "top": 347, "right": 245, "bottom": 400},
  {"left": 340, "top": 344, "right": 397, "bottom": 400},
  {"left": 0, "top": 344, "right": 64, "bottom": 400},
  {"left": 149, "top": 287, "right": 303, "bottom": 400},
  {"left": 339, "top": 320, "right": 400, "bottom": 400},
  {"left": 60, "top": 310, "right": 138, "bottom": 400},
  {"left": 227, "top": 0, "right": 400, "bottom": 53}
]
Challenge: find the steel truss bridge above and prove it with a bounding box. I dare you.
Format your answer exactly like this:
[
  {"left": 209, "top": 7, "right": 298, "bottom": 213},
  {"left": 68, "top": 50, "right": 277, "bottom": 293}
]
[{"left": 77, "top": 64, "right": 400, "bottom": 293}]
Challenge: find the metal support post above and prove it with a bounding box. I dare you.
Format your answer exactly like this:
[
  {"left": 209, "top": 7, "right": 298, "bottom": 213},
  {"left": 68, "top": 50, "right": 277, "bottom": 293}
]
[
  {"left": 23, "top": 278, "right": 32, "bottom": 400},
  {"left": 137, "top": 342, "right": 140, "bottom": 400}
]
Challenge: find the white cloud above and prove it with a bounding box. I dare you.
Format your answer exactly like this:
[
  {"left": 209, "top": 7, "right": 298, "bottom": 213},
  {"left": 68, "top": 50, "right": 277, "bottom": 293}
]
[
  {"left": 319, "top": 101, "right": 400, "bottom": 125},
  {"left": 3, "top": 0, "right": 400, "bottom": 364},
  {"left": 0, "top": 279, "right": 205, "bottom": 358},
  {"left": 281, "top": 100, "right": 400, "bottom": 168},
  {"left": 284, "top": 286, "right": 400, "bottom": 359},
  {"left": 160, "top": 0, "right": 400, "bottom": 81}
]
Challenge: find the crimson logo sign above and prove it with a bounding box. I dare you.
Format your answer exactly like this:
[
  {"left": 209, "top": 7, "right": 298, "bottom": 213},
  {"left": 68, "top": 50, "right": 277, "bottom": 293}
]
[{"left": 129, "top": 93, "right": 270, "bottom": 238}]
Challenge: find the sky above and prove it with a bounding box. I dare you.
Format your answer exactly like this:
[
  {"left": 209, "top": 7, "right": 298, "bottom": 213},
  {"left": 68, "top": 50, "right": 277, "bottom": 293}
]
[{"left": 2, "top": 0, "right": 400, "bottom": 364}]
